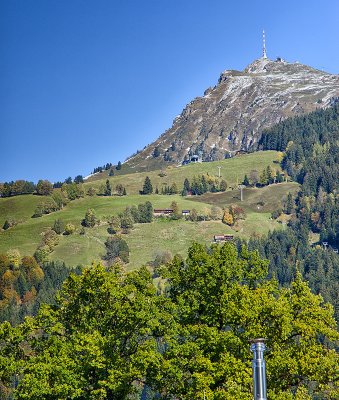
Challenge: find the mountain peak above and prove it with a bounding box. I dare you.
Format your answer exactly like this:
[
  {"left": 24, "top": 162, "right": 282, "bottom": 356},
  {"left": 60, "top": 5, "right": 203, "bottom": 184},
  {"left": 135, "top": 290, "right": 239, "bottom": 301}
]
[
  {"left": 244, "top": 57, "right": 272, "bottom": 73},
  {"left": 125, "top": 58, "right": 339, "bottom": 172}
]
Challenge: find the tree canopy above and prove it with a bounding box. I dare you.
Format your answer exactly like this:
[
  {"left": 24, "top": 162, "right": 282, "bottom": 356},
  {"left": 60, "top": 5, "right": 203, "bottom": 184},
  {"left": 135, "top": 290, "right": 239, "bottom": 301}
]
[{"left": 0, "top": 243, "right": 338, "bottom": 399}]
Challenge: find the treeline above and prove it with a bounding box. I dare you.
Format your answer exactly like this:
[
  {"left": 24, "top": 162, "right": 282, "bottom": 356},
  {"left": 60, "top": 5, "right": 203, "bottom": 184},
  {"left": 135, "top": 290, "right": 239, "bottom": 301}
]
[
  {"left": 92, "top": 161, "right": 121, "bottom": 174},
  {"left": 0, "top": 178, "right": 87, "bottom": 198},
  {"left": 0, "top": 243, "right": 338, "bottom": 399},
  {"left": 0, "top": 253, "right": 79, "bottom": 326},
  {"left": 182, "top": 174, "right": 227, "bottom": 195},
  {"left": 0, "top": 180, "right": 38, "bottom": 197}
]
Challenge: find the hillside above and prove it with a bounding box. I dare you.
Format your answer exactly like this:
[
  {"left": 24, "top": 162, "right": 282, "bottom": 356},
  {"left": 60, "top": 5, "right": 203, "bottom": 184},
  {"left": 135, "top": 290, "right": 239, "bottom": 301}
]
[
  {"left": 0, "top": 151, "right": 294, "bottom": 268},
  {"left": 86, "top": 150, "right": 280, "bottom": 186},
  {"left": 123, "top": 58, "right": 339, "bottom": 172}
]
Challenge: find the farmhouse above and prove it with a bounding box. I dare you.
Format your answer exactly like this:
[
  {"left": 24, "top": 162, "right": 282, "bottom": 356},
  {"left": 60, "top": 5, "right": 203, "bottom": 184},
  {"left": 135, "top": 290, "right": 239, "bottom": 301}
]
[
  {"left": 153, "top": 209, "right": 174, "bottom": 217},
  {"left": 213, "top": 234, "right": 234, "bottom": 243}
]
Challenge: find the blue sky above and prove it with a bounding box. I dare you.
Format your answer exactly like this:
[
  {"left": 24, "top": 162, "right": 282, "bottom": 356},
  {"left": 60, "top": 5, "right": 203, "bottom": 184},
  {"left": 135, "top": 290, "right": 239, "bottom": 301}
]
[{"left": 1, "top": 0, "right": 339, "bottom": 183}]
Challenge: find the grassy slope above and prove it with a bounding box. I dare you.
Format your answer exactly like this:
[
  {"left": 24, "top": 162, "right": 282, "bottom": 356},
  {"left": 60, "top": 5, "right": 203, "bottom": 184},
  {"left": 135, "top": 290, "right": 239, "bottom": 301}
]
[
  {"left": 85, "top": 151, "right": 281, "bottom": 193},
  {"left": 0, "top": 151, "right": 296, "bottom": 268},
  {"left": 189, "top": 182, "right": 300, "bottom": 213}
]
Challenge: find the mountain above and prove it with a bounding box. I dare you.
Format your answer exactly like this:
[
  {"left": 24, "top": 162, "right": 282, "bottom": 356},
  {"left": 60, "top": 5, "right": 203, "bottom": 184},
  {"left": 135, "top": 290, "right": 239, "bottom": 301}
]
[{"left": 125, "top": 57, "right": 339, "bottom": 171}]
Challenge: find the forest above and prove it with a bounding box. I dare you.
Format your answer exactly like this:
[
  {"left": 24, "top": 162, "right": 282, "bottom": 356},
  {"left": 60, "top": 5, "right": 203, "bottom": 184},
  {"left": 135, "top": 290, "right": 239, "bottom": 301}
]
[{"left": 255, "top": 104, "right": 339, "bottom": 323}]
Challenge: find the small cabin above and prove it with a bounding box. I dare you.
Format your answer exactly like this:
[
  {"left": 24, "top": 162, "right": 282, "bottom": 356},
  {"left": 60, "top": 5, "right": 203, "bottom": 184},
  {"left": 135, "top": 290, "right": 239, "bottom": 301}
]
[
  {"left": 213, "top": 234, "right": 234, "bottom": 243},
  {"left": 182, "top": 210, "right": 190, "bottom": 216},
  {"left": 153, "top": 209, "right": 174, "bottom": 217}
]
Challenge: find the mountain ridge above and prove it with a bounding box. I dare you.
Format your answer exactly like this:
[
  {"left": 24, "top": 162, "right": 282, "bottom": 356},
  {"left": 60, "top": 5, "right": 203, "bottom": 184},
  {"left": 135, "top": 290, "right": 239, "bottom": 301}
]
[{"left": 124, "top": 57, "right": 339, "bottom": 171}]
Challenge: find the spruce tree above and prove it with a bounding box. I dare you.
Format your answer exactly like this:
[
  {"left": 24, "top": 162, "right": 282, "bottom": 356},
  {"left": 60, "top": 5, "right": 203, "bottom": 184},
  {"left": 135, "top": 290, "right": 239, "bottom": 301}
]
[
  {"left": 243, "top": 174, "right": 250, "bottom": 186},
  {"left": 105, "top": 179, "right": 112, "bottom": 196},
  {"left": 142, "top": 176, "right": 153, "bottom": 195},
  {"left": 285, "top": 192, "right": 294, "bottom": 214}
]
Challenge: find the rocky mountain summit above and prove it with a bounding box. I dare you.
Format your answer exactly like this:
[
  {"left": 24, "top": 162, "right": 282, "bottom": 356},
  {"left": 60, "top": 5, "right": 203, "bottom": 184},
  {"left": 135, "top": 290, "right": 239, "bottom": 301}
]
[{"left": 126, "top": 57, "right": 339, "bottom": 171}]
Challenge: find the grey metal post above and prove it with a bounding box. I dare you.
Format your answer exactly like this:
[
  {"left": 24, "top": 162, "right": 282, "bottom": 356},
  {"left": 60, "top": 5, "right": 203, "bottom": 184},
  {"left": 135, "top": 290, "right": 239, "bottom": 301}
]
[{"left": 250, "top": 338, "right": 267, "bottom": 400}]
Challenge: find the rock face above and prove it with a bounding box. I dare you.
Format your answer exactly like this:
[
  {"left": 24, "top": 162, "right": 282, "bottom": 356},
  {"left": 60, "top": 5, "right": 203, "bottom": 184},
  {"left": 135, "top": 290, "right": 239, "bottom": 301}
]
[{"left": 126, "top": 58, "right": 339, "bottom": 171}]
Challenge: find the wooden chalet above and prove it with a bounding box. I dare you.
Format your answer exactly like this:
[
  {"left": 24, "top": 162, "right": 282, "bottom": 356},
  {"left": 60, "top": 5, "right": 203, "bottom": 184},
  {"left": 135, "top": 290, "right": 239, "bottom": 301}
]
[
  {"left": 153, "top": 209, "right": 174, "bottom": 216},
  {"left": 213, "top": 234, "right": 234, "bottom": 243}
]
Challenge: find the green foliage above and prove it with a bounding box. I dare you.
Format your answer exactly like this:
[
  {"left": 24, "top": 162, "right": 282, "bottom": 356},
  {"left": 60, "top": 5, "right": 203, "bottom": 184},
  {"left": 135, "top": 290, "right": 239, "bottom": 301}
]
[
  {"left": 103, "top": 235, "right": 130, "bottom": 264},
  {"left": 259, "top": 104, "right": 339, "bottom": 245},
  {"left": 119, "top": 208, "right": 134, "bottom": 232},
  {"left": 104, "top": 179, "right": 112, "bottom": 196},
  {"left": 107, "top": 215, "right": 121, "bottom": 234},
  {"left": 116, "top": 161, "right": 122, "bottom": 170},
  {"left": 170, "top": 200, "right": 181, "bottom": 220},
  {"left": 74, "top": 175, "right": 84, "bottom": 184},
  {"left": 142, "top": 176, "right": 153, "bottom": 195},
  {"left": 2, "top": 218, "right": 17, "bottom": 230},
  {"left": 6, "top": 249, "right": 21, "bottom": 268},
  {"left": 64, "top": 223, "right": 76, "bottom": 235},
  {"left": 137, "top": 201, "right": 153, "bottom": 223},
  {"left": 187, "top": 174, "right": 227, "bottom": 195},
  {"left": 0, "top": 180, "right": 35, "bottom": 197},
  {"left": 87, "top": 186, "right": 96, "bottom": 196},
  {"left": 153, "top": 146, "right": 160, "bottom": 158},
  {"left": 32, "top": 198, "right": 59, "bottom": 217},
  {"left": 0, "top": 264, "right": 166, "bottom": 399},
  {"left": 36, "top": 180, "right": 53, "bottom": 196},
  {"left": 52, "top": 219, "right": 64, "bottom": 235},
  {"left": 243, "top": 174, "right": 250, "bottom": 186},
  {"left": 82, "top": 208, "right": 97, "bottom": 228},
  {"left": 33, "top": 245, "right": 50, "bottom": 264},
  {"left": 51, "top": 191, "right": 68, "bottom": 209},
  {"left": 285, "top": 192, "right": 294, "bottom": 214},
  {"left": 61, "top": 182, "right": 84, "bottom": 200},
  {"left": 154, "top": 243, "right": 339, "bottom": 399},
  {"left": 0, "top": 245, "right": 338, "bottom": 399},
  {"left": 115, "top": 183, "right": 125, "bottom": 196}
]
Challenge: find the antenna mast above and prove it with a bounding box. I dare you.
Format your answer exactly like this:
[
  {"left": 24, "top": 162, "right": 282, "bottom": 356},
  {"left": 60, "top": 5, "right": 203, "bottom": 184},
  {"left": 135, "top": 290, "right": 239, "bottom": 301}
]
[{"left": 262, "top": 30, "right": 267, "bottom": 59}]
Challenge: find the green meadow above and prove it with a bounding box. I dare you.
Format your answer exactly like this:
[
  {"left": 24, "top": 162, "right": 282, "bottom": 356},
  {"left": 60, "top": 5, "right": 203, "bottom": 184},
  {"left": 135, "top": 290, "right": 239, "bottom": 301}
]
[
  {"left": 0, "top": 151, "right": 297, "bottom": 268},
  {"left": 85, "top": 150, "right": 282, "bottom": 194}
]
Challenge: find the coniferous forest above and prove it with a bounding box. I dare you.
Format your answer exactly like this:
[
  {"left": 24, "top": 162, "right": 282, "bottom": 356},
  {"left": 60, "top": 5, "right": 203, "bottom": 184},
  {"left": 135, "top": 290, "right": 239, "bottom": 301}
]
[{"left": 255, "top": 104, "right": 339, "bottom": 323}]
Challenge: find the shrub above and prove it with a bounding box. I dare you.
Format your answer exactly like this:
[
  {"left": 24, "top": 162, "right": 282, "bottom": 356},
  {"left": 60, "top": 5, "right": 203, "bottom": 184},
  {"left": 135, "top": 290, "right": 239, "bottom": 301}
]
[
  {"left": 34, "top": 246, "right": 50, "bottom": 264},
  {"left": 64, "top": 223, "right": 76, "bottom": 235},
  {"left": 52, "top": 219, "right": 65, "bottom": 235},
  {"left": 32, "top": 198, "right": 59, "bottom": 217},
  {"left": 82, "top": 209, "right": 97, "bottom": 227},
  {"left": 2, "top": 218, "right": 17, "bottom": 230}
]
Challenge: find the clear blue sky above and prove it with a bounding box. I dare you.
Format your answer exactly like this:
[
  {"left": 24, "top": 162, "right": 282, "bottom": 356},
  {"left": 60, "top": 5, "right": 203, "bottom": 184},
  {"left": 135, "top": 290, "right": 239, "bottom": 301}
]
[{"left": 1, "top": 0, "right": 338, "bottom": 183}]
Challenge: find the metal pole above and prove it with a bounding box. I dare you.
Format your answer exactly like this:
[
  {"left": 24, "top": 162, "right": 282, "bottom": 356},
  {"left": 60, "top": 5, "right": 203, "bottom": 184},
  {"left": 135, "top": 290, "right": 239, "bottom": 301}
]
[{"left": 250, "top": 338, "right": 267, "bottom": 400}]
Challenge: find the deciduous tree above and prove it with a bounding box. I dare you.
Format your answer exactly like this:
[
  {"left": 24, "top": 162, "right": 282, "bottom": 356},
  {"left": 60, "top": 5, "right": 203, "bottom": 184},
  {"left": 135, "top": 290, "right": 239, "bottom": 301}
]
[{"left": 36, "top": 180, "right": 53, "bottom": 196}]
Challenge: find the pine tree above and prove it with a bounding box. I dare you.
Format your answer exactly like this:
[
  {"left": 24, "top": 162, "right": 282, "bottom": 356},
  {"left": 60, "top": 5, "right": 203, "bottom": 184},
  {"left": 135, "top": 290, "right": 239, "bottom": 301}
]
[
  {"left": 243, "top": 174, "right": 250, "bottom": 186},
  {"left": 285, "top": 192, "right": 294, "bottom": 215},
  {"left": 142, "top": 176, "right": 153, "bottom": 195},
  {"left": 52, "top": 219, "right": 64, "bottom": 235},
  {"left": 104, "top": 180, "right": 112, "bottom": 196}
]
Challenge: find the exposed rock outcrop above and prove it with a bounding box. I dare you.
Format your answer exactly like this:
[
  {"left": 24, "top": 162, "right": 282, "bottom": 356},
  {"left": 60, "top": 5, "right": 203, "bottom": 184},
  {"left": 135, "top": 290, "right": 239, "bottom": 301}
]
[{"left": 126, "top": 58, "right": 339, "bottom": 171}]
